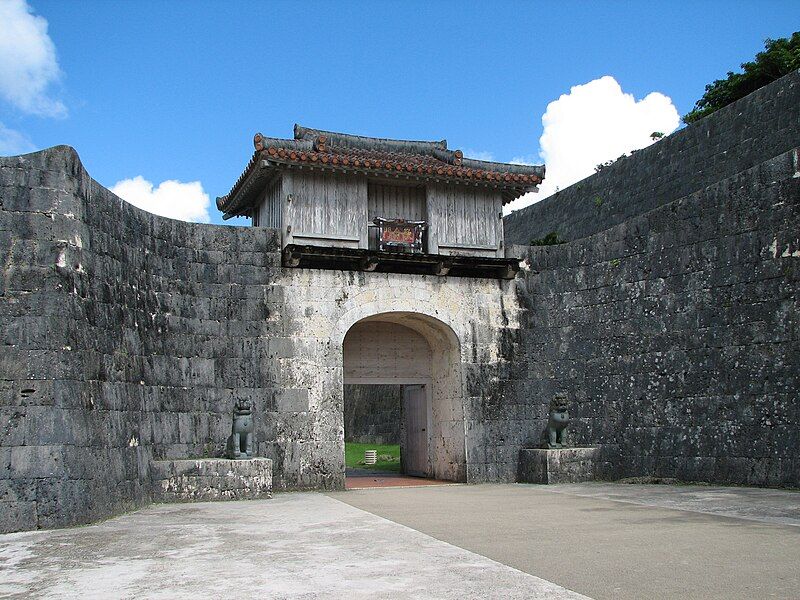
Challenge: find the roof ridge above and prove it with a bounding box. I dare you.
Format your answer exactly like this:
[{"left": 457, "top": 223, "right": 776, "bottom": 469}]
[{"left": 294, "top": 124, "right": 448, "bottom": 155}]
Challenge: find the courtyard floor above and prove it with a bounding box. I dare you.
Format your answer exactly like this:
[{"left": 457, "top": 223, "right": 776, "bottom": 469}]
[
  {"left": 345, "top": 467, "right": 455, "bottom": 489},
  {"left": 1, "top": 483, "right": 798, "bottom": 599}
]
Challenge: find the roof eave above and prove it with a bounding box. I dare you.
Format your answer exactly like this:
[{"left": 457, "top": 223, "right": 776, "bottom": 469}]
[
  {"left": 218, "top": 151, "right": 272, "bottom": 219},
  {"left": 219, "top": 155, "right": 540, "bottom": 217}
]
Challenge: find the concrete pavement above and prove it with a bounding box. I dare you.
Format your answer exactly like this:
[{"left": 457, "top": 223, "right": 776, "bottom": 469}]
[
  {"left": 330, "top": 483, "right": 800, "bottom": 600},
  {"left": 2, "top": 482, "right": 798, "bottom": 599},
  {"left": 539, "top": 481, "right": 800, "bottom": 526},
  {"left": 0, "top": 492, "right": 587, "bottom": 600}
]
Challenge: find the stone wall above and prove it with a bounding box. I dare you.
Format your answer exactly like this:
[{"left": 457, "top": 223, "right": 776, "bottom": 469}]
[
  {"left": 2, "top": 72, "right": 798, "bottom": 533},
  {"left": 150, "top": 458, "right": 272, "bottom": 502},
  {"left": 513, "top": 147, "right": 799, "bottom": 486},
  {"left": 1, "top": 146, "right": 287, "bottom": 531},
  {"left": 344, "top": 384, "right": 402, "bottom": 445},
  {"left": 273, "top": 265, "right": 523, "bottom": 485},
  {"left": 505, "top": 69, "right": 800, "bottom": 245},
  {"left": 0, "top": 146, "right": 522, "bottom": 531},
  {"left": 498, "top": 71, "right": 800, "bottom": 487}
]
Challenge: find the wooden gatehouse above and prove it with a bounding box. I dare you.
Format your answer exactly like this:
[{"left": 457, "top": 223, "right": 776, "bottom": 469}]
[{"left": 217, "top": 124, "right": 544, "bottom": 279}]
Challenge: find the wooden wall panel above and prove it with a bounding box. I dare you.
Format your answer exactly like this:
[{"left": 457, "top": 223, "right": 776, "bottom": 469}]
[
  {"left": 367, "top": 183, "right": 427, "bottom": 250},
  {"left": 284, "top": 171, "right": 368, "bottom": 248},
  {"left": 426, "top": 184, "right": 504, "bottom": 257},
  {"left": 367, "top": 183, "right": 426, "bottom": 221},
  {"left": 278, "top": 171, "right": 503, "bottom": 255},
  {"left": 254, "top": 178, "right": 282, "bottom": 229}
]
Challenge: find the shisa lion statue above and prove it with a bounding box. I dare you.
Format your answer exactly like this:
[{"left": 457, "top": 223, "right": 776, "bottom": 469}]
[
  {"left": 543, "top": 393, "right": 570, "bottom": 449},
  {"left": 227, "top": 398, "right": 254, "bottom": 459}
]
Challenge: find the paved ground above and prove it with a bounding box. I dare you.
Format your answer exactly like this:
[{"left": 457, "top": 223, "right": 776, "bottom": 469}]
[
  {"left": 0, "top": 493, "right": 586, "bottom": 600},
  {"left": 543, "top": 482, "right": 800, "bottom": 526},
  {"left": 346, "top": 468, "right": 455, "bottom": 489},
  {"left": 330, "top": 483, "right": 800, "bottom": 600},
  {"left": 2, "top": 483, "right": 798, "bottom": 599}
]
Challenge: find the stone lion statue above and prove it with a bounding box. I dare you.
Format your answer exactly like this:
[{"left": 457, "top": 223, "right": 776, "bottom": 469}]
[
  {"left": 226, "top": 398, "right": 254, "bottom": 459},
  {"left": 543, "top": 393, "right": 570, "bottom": 449}
]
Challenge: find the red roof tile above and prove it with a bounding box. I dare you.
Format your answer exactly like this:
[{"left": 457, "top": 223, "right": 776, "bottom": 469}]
[{"left": 218, "top": 125, "right": 545, "bottom": 218}]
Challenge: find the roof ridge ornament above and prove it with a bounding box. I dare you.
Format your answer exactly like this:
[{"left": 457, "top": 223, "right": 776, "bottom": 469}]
[{"left": 294, "top": 123, "right": 448, "bottom": 154}]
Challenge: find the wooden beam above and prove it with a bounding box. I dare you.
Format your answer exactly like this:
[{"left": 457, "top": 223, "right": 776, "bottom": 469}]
[
  {"left": 283, "top": 246, "right": 302, "bottom": 267},
  {"left": 499, "top": 263, "right": 519, "bottom": 280},
  {"left": 360, "top": 256, "right": 379, "bottom": 271},
  {"left": 434, "top": 260, "right": 453, "bottom": 276}
]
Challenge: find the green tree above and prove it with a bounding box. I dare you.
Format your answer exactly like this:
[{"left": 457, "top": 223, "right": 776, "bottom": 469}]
[
  {"left": 683, "top": 32, "right": 800, "bottom": 124},
  {"left": 530, "top": 231, "right": 565, "bottom": 246}
]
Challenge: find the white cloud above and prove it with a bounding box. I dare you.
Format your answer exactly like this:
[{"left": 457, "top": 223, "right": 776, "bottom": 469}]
[
  {"left": 110, "top": 176, "right": 212, "bottom": 223},
  {"left": 507, "top": 76, "right": 679, "bottom": 212},
  {"left": 510, "top": 155, "right": 537, "bottom": 166},
  {"left": 464, "top": 149, "right": 495, "bottom": 162},
  {"left": 0, "top": 121, "right": 36, "bottom": 155},
  {"left": 0, "top": 0, "right": 66, "bottom": 117}
]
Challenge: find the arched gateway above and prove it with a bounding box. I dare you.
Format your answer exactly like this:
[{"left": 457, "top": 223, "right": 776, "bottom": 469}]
[
  {"left": 218, "top": 123, "right": 536, "bottom": 491},
  {"left": 342, "top": 312, "right": 466, "bottom": 482}
]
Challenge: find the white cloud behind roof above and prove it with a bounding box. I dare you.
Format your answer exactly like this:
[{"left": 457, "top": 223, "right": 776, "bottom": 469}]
[
  {"left": 110, "top": 176, "right": 212, "bottom": 223},
  {"left": 507, "top": 76, "right": 680, "bottom": 212}
]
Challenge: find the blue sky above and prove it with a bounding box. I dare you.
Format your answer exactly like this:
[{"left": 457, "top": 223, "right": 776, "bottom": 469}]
[{"left": 1, "top": 1, "right": 797, "bottom": 224}]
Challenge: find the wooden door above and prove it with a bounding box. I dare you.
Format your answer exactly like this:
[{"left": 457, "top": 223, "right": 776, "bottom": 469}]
[{"left": 402, "top": 385, "right": 429, "bottom": 477}]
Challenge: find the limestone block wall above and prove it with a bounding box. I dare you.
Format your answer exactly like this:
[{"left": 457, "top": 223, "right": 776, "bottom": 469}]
[
  {"left": 502, "top": 72, "right": 800, "bottom": 487},
  {"left": 1, "top": 146, "right": 287, "bottom": 531},
  {"left": 150, "top": 458, "right": 273, "bottom": 503},
  {"left": 505, "top": 69, "right": 800, "bottom": 245},
  {"left": 513, "top": 147, "right": 799, "bottom": 486},
  {"left": 273, "top": 267, "right": 523, "bottom": 485},
  {"left": 0, "top": 146, "right": 525, "bottom": 531},
  {"left": 2, "top": 72, "right": 798, "bottom": 533},
  {"left": 344, "top": 384, "right": 402, "bottom": 444}
]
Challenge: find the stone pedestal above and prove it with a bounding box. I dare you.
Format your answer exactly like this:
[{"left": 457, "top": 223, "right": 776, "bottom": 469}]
[
  {"left": 151, "top": 458, "right": 272, "bottom": 503},
  {"left": 518, "top": 447, "right": 603, "bottom": 484}
]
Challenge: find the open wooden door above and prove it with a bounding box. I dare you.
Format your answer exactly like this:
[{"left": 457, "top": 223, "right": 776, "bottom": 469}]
[{"left": 402, "top": 385, "right": 429, "bottom": 477}]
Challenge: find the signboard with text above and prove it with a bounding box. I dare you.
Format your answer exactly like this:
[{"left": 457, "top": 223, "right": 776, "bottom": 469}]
[{"left": 373, "top": 218, "right": 426, "bottom": 253}]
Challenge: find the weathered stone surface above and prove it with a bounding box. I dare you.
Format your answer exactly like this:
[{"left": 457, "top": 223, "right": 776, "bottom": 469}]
[
  {"left": 0, "top": 146, "right": 521, "bottom": 531},
  {"left": 344, "top": 384, "right": 402, "bottom": 444},
  {"left": 0, "top": 499, "right": 37, "bottom": 533},
  {"left": 518, "top": 448, "right": 610, "bottom": 484},
  {"left": 512, "top": 147, "right": 799, "bottom": 487},
  {"left": 150, "top": 458, "right": 272, "bottom": 502},
  {"left": 1, "top": 71, "right": 798, "bottom": 534}
]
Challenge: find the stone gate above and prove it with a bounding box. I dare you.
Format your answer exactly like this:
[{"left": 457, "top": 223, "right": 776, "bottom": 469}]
[{"left": 1, "top": 70, "right": 798, "bottom": 533}]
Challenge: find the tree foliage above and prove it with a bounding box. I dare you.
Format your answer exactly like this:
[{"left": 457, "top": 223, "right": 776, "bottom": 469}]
[
  {"left": 683, "top": 32, "right": 800, "bottom": 124},
  {"left": 530, "top": 231, "right": 566, "bottom": 246}
]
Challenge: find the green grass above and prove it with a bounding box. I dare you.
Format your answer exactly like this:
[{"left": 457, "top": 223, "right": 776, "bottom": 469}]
[{"left": 345, "top": 442, "right": 401, "bottom": 473}]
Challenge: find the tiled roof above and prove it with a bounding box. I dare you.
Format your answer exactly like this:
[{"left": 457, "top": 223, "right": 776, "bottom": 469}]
[{"left": 217, "top": 125, "right": 545, "bottom": 218}]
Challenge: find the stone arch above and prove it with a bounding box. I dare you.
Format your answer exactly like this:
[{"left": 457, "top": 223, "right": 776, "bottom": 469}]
[
  {"left": 338, "top": 310, "right": 466, "bottom": 482},
  {"left": 329, "top": 293, "right": 466, "bottom": 353}
]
